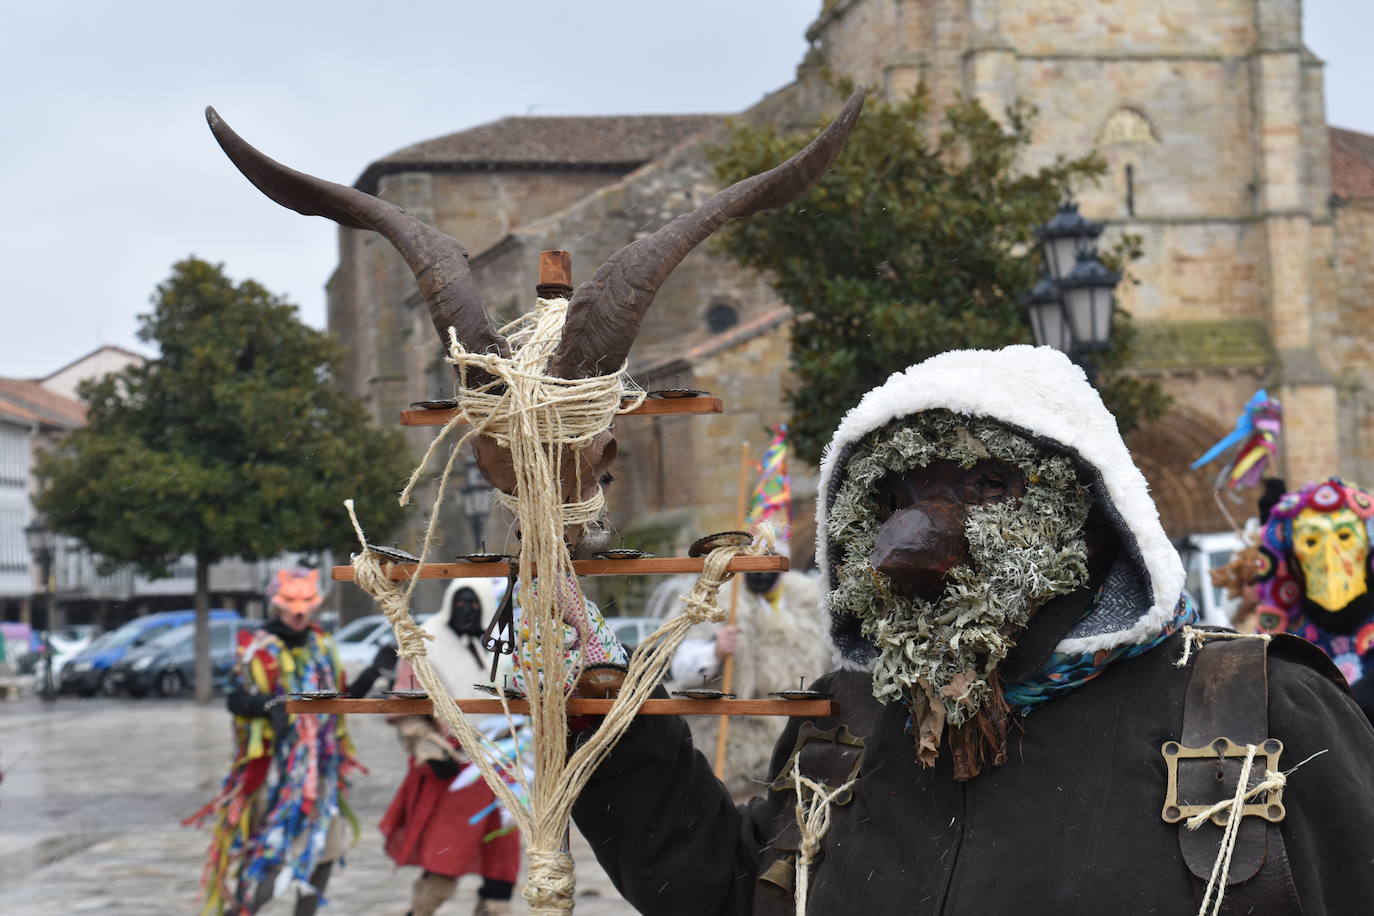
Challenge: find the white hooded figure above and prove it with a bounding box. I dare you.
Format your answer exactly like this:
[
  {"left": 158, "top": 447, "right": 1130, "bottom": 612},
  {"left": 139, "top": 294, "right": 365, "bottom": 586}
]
[
  {"left": 389, "top": 575, "right": 508, "bottom": 770},
  {"left": 405, "top": 576, "right": 505, "bottom": 698},
  {"left": 647, "top": 560, "right": 830, "bottom": 796}
]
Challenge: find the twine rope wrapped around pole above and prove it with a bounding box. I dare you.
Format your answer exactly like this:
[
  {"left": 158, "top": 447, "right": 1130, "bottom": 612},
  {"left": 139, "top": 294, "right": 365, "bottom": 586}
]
[
  {"left": 791, "top": 756, "right": 856, "bottom": 916},
  {"left": 346, "top": 296, "right": 772, "bottom": 913}
]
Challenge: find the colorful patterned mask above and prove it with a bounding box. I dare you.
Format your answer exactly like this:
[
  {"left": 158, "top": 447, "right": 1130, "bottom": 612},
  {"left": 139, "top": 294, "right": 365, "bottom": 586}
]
[
  {"left": 1256, "top": 478, "right": 1374, "bottom": 683},
  {"left": 1291, "top": 508, "right": 1368, "bottom": 612}
]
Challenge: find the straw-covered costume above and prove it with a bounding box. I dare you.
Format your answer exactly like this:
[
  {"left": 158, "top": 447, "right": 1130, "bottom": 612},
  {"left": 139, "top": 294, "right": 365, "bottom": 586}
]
[
  {"left": 650, "top": 568, "right": 827, "bottom": 796},
  {"left": 573, "top": 347, "right": 1374, "bottom": 914},
  {"left": 188, "top": 569, "right": 362, "bottom": 915}
]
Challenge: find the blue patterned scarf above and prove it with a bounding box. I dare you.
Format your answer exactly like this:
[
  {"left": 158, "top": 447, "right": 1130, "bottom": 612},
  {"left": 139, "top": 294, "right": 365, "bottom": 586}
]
[{"left": 1003, "top": 593, "right": 1197, "bottom": 711}]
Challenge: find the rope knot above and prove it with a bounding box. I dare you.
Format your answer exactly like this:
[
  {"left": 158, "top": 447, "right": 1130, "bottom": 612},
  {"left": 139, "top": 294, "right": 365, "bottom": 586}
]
[
  {"left": 1175, "top": 625, "right": 1272, "bottom": 668},
  {"left": 523, "top": 850, "right": 576, "bottom": 914},
  {"left": 792, "top": 754, "right": 856, "bottom": 915},
  {"left": 679, "top": 525, "right": 779, "bottom": 625}
]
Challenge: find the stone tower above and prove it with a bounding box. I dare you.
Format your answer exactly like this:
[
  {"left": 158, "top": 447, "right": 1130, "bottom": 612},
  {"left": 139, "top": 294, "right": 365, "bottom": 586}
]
[{"left": 809, "top": 0, "right": 1345, "bottom": 495}]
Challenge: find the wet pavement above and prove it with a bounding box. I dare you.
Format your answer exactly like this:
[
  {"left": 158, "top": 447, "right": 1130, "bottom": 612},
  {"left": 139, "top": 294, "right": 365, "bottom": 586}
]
[{"left": 0, "top": 695, "right": 637, "bottom": 915}]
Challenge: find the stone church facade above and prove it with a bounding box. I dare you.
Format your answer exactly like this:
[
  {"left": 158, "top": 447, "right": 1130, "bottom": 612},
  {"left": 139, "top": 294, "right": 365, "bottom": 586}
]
[{"left": 326, "top": 0, "right": 1374, "bottom": 602}]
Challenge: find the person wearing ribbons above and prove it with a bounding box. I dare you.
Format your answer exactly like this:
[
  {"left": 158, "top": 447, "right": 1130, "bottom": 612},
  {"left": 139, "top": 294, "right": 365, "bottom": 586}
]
[
  {"left": 187, "top": 567, "right": 369, "bottom": 915},
  {"left": 572, "top": 347, "right": 1374, "bottom": 914},
  {"left": 380, "top": 577, "right": 523, "bottom": 916},
  {"left": 1255, "top": 477, "right": 1374, "bottom": 723}
]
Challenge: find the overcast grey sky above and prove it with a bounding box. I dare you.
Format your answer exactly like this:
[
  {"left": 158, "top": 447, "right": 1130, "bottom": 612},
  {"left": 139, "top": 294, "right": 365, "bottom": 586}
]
[{"left": 2, "top": 1, "right": 1370, "bottom": 379}]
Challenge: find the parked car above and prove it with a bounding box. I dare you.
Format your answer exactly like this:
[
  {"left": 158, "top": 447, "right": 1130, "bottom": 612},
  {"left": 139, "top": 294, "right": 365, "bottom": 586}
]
[
  {"left": 1180, "top": 530, "right": 1247, "bottom": 628},
  {"left": 48, "top": 625, "right": 104, "bottom": 680},
  {"left": 108, "top": 618, "right": 258, "bottom": 697},
  {"left": 335, "top": 613, "right": 428, "bottom": 679},
  {"left": 607, "top": 616, "right": 661, "bottom": 653},
  {"left": 60, "top": 609, "right": 240, "bottom": 697},
  {"left": 0, "top": 621, "right": 37, "bottom": 672}
]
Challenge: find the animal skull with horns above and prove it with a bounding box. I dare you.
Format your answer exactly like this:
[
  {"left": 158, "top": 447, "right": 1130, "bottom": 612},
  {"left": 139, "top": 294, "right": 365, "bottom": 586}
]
[{"left": 205, "top": 90, "right": 864, "bottom": 550}]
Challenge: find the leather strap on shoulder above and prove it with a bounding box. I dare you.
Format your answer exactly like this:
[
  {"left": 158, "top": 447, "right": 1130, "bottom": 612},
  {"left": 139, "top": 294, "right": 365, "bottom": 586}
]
[{"left": 1178, "top": 638, "right": 1303, "bottom": 914}]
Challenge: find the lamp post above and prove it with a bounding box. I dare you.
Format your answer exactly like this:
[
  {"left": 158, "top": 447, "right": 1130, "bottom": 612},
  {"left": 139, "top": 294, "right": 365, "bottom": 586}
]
[
  {"left": 1023, "top": 201, "right": 1122, "bottom": 383},
  {"left": 460, "top": 456, "right": 495, "bottom": 552},
  {"left": 23, "top": 518, "right": 58, "bottom": 700}
]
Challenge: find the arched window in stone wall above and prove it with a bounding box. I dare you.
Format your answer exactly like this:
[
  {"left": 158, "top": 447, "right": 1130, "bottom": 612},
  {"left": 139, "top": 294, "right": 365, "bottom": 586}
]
[
  {"left": 1099, "top": 107, "right": 1158, "bottom": 218},
  {"left": 1099, "top": 107, "right": 1159, "bottom": 147}
]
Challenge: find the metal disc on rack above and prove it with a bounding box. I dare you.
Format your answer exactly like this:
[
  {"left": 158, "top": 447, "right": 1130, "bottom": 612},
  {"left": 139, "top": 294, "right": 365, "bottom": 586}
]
[
  {"left": 367, "top": 544, "right": 422, "bottom": 564},
  {"left": 688, "top": 531, "right": 753, "bottom": 557},
  {"left": 458, "top": 552, "right": 515, "bottom": 564},
  {"left": 291, "top": 690, "right": 340, "bottom": 700},
  {"left": 410, "top": 398, "right": 460, "bottom": 410},
  {"left": 387, "top": 689, "right": 429, "bottom": 699},
  {"left": 647, "top": 388, "right": 708, "bottom": 399},
  {"left": 592, "top": 548, "right": 654, "bottom": 560},
  {"left": 672, "top": 689, "right": 737, "bottom": 700},
  {"left": 770, "top": 689, "right": 831, "bottom": 701}
]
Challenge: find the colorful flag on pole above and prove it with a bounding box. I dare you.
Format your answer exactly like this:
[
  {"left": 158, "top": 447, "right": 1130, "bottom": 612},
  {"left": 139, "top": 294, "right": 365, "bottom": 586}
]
[
  {"left": 746, "top": 425, "right": 791, "bottom": 531},
  {"left": 1190, "top": 389, "right": 1283, "bottom": 490}
]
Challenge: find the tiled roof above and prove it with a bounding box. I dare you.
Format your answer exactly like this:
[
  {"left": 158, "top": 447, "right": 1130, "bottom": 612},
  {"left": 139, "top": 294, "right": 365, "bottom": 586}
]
[
  {"left": 1331, "top": 127, "right": 1374, "bottom": 201},
  {"left": 39, "top": 344, "right": 145, "bottom": 384},
  {"left": 355, "top": 114, "right": 724, "bottom": 193},
  {"left": 0, "top": 378, "right": 85, "bottom": 428},
  {"left": 632, "top": 306, "right": 793, "bottom": 376}
]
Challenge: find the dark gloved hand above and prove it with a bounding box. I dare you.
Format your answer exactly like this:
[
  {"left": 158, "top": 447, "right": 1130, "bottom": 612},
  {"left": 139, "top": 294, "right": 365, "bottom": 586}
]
[
  {"left": 371, "top": 644, "right": 399, "bottom": 673},
  {"left": 427, "top": 757, "right": 461, "bottom": 781},
  {"left": 266, "top": 696, "right": 290, "bottom": 737}
]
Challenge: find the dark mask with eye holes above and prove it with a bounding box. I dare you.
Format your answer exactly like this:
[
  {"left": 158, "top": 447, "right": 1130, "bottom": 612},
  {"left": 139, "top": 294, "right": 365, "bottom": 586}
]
[
  {"left": 449, "top": 588, "right": 484, "bottom": 638},
  {"left": 825, "top": 410, "right": 1095, "bottom": 779},
  {"left": 869, "top": 458, "right": 1027, "bottom": 602}
]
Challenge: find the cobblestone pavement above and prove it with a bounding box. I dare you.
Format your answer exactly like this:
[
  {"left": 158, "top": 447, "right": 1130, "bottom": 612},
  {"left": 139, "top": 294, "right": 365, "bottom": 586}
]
[{"left": 0, "top": 695, "right": 638, "bottom": 915}]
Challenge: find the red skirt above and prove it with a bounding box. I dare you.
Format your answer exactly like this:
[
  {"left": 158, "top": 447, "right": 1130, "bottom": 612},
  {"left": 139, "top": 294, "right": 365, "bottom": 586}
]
[{"left": 379, "top": 759, "right": 521, "bottom": 881}]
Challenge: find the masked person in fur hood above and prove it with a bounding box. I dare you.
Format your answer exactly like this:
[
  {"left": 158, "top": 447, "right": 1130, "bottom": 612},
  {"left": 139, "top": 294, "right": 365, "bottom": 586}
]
[{"left": 572, "top": 346, "right": 1374, "bottom": 915}]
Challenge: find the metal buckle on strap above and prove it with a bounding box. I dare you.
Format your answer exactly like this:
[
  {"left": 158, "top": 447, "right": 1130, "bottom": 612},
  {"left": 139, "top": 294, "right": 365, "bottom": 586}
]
[
  {"left": 768, "top": 722, "right": 866, "bottom": 806},
  {"left": 1160, "top": 737, "right": 1286, "bottom": 826}
]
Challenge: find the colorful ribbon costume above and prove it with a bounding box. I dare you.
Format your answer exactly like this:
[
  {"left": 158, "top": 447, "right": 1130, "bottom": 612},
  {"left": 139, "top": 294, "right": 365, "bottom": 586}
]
[{"left": 186, "top": 574, "right": 361, "bottom": 914}]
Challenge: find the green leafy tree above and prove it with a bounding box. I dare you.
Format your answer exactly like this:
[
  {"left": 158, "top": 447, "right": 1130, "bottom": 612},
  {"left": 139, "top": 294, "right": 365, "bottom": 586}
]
[
  {"left": 37, "top": 258, "right": 409, "bottom": 700},
  {"left": 708, "top": 87, "right": 1169, "bottom": 463}
]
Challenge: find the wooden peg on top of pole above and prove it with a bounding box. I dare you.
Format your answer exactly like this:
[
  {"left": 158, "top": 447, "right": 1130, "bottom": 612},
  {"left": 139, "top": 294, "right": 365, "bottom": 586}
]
[
  {"left": 537, "top": 249, "right": 573, "bottom": 300},
  {"left": 713, "top": 439, "right": 753, "bottom": 780}
]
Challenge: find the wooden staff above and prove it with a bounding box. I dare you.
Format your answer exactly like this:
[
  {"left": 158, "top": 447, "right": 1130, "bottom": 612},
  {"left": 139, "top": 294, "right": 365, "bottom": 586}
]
[{"left": 713, "top": 440, "right": 753, "bottom": 779}]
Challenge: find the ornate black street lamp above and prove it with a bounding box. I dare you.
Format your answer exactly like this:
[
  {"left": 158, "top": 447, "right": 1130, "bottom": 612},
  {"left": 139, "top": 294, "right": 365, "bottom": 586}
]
[
  {"left": 23, "top": 518, "right": 58, "bottom": 700},
  {"left": 1038, "top": 201, "right": 1102, "bottom": 281},
  {"left": 1023, "top": 201, "right": 1122, "bottom": 382},
  {"left": 461, "top": 456, "right": 495, "bottom": 552}
]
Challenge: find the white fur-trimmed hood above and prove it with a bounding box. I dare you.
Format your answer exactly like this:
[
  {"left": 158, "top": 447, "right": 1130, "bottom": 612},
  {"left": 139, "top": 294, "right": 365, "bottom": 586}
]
[{"left": 816, "top": 345, "right": 1185, "bottom": 661}]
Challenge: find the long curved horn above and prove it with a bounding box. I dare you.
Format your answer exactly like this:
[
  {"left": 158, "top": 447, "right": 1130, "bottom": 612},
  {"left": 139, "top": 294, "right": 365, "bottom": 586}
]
[
  {"left": 549, "top": 87, "right": 865, "bottom": 379},
  {"left": 204, "top": 107, "right": 508, "bottom": 375}
]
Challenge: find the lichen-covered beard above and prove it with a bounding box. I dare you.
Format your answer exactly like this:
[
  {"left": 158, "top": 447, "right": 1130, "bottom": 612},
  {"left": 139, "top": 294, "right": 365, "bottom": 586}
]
[{"left": 827, "top": 411, "right": 1093, "bottom": 770}]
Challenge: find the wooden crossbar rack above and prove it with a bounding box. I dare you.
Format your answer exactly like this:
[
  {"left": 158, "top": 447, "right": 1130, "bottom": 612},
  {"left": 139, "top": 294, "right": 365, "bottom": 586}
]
[
  {"left": 401, "top": 395, "right": 722, "bottom": 427},
  {"left": 286, "top": 697, "right": 833, "bottom": 716},
  {"left": 331, "top": 554, "right": 788, "bottom": 581}
]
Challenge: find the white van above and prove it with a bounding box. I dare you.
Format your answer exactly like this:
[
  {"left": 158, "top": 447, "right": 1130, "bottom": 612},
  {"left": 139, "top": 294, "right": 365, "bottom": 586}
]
[{"left": 1179, "top": 530, "right": 1248, "bottom": 628}]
